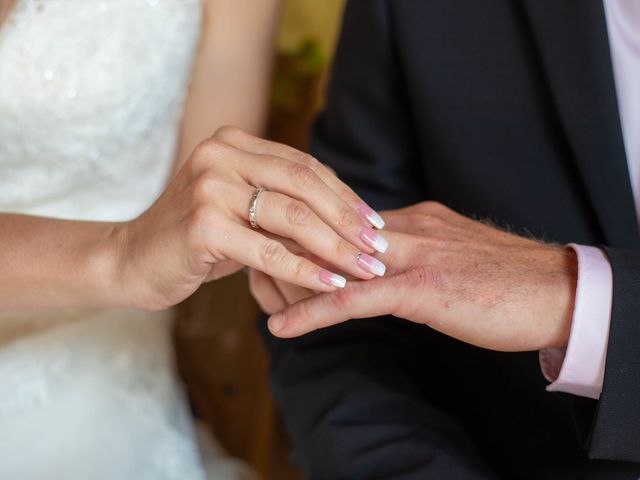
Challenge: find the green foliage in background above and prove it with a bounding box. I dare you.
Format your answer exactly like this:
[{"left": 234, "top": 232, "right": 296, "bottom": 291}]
[
  {"left": 271, "top": 38, "right": 326, "bottom": 112},
  {"left": 271, "top": 0, "right": 344, "bottom": 113}
]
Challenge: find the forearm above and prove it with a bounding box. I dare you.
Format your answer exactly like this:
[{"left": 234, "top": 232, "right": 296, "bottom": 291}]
[{"left": 0, "top": 213, "right": 119, "bottom": 310}]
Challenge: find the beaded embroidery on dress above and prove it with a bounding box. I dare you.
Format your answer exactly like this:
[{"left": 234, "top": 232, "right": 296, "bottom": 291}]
[{"left": 0, "top": 1, "right": 254, "bottom": 479}]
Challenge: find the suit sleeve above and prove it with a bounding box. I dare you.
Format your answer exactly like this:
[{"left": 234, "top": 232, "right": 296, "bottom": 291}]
[
  {"left": 262, "top": 1, "right": 496, "bottom": 478},
  {"left": 584, "top": 247, "right": 640, "bottom": 462}
]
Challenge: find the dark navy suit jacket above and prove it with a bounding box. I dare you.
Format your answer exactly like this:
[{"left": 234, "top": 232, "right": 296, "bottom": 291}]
[{"left": 262, "top": 1, "right": 640, "bottom": 478}]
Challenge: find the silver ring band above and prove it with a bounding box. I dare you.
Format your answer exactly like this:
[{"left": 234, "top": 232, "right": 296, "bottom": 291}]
[{"left": 249, "top": 187, "right": 266, "bottom": 229}]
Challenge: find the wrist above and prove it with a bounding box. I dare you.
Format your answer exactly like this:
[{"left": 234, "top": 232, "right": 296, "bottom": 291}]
[
  {"left": 88, "top": 222, "right": 131, "bottom": 309},
  {"left": 544, "top": 245, "right": 577, "bottom": 348},
  {"left": 105, "top": 220, "right": 167, "bottom": 311}
]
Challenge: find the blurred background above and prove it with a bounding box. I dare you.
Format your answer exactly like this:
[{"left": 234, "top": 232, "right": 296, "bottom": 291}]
[{"left": 174, "top": 2, "right": 345, "bottom": 479}]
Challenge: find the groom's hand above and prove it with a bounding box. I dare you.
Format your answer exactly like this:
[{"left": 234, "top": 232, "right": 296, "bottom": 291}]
[{"left": 267, "top": 201, "right": 578, "bottom": 352}]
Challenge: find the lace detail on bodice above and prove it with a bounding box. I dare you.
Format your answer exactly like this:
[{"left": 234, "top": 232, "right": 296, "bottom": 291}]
[
  {"left": 0, "top": 310, "right": 209, "bottom": 480},
  {"left": 0, "top": 0, "right": 201, "bottom": 221}
]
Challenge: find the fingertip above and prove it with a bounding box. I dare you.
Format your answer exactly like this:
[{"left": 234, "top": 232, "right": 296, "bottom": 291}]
[
  {"left": 356, "top": 253, "right": 387, "bottom": 277},
  {"left": 360, "top": 226, "right": 389, "bottom": 253},
  {"left": 319, "top": 269, "right": 347, "bottom": 288},
  {"left": 268, "top": 313, "right": 285, "bottom": 334},
  {"left": 358, "top": 203, "right": 385, "bottom": 230}
]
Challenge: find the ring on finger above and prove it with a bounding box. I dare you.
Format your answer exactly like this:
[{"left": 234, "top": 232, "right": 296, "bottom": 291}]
[{"left": 249, "top": 186, "right": 267, "bottom": 229}]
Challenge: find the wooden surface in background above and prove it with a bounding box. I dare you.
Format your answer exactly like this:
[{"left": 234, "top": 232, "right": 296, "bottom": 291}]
[{"left": 174, "top": 272, "right": 303, "bottom": 480}]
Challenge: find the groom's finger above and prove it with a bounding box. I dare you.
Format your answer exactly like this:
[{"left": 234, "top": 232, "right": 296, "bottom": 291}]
[
  {"left": 267, "top": 275, "right": 405, "bottom": 338},
  {"left": 274, "top": 278, "right": 314, "bottom": 305},
  {"left": 249, "top": 269, "right": 287, "bottom": 314}
]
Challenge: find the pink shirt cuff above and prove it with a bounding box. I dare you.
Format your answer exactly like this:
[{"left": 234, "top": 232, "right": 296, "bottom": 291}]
[{"left": 539, "top": 244, "right": 613, "bottom": 400}]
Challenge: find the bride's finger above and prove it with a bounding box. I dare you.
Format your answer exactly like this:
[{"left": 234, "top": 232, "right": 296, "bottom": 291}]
[
  {"left": 227, "top": 188, "right": 381, "bottom": 280},
  {"left": 233, "top": 153, "right": 384, "bottom": 255},
  {"left": 214, "top": 127, "right": 381, "bottom": 225},
  {"left": 215, "top": 221, "right": 348, "bottom": 291},
  {"left": 265, "top": 230, "right": 415, "bottom": 278}
]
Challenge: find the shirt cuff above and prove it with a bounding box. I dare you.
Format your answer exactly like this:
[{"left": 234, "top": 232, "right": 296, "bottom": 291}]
[{"left": 539, "top": 244, "right": 613, "bottom": 400}]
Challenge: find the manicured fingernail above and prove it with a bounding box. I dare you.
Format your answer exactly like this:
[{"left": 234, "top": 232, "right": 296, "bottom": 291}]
[
  {"left": 269, "top": 313, "right": 285, "bottom": 333},
  {"left": 358, "top": 203, "right": 385, "bottom": 229},
  {"left": 319, "top": 269, "right": 347, "bottom": 288},
  {"left": 360, "top": 226, "right": 388, "bottom": 253},
  {"left": 356, "top": 253, "right": 386, "bottom": 276}
]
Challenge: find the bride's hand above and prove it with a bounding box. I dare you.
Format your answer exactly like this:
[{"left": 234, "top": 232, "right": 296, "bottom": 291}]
[{"left": 111, "top": 127, "right": 388, "bottom": 311}]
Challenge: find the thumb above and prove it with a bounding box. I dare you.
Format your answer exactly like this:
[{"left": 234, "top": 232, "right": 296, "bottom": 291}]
[{"left": 267, "top": 274, "right": 404, "bottom": 338}]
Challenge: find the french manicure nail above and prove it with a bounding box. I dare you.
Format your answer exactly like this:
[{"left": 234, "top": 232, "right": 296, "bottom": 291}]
[
  {"left": 269, "top": 313, "right": 285, "bottom": 333},
  {"left": 319, "top": 269, "right": 347, "bottom": 288},
  {"left": 358, "top": 203, "right": 385, "bottom": 229},
  {"left": 356, "top": 253, "right": 386, "bottom": 276},
  {"left": 360, "top": 226, "right": 389, "bottom": 253}
]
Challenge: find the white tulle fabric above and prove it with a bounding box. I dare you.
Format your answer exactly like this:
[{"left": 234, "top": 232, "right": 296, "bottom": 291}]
[{"left": 0, "top": 2, "right": 254, "bottom": 479}]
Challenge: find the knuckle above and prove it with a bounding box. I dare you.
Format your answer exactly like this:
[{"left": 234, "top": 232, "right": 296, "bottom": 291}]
[
  {"left": 402, "top": 265, "right": 445, "bottom": 292},
  {"left": 190, "top": 173, "right": 220, "bottom": 202},
  {"left": 288, "top": 162, "right": 318, "bottom": 189},
  {"left": 405, "top": 213, "right": 426, "bottom": 229},
  {"left": 410, "top": 237, "right": 431, "bottom": 254},
  {"left": 334, "top": 238, "right": 353, "bottom": 259},
  {"left": 329, "top": 287, "right": 352, "bottom": 310},
  {"left": 418, "top": 200, "right": 446, "bottom": 215},
  {"left": 189, "top": 144, "right": 209, "bottom": 171},
  {"left": 424, "top": 200, "right": 444, "bottom": 210},
  {"left": 290, "top": 257, "right": 308, "bottom": 280},
  {"left": 194, "top": 139, "right": 231, "bottom": 164},
  {"left": 260, "top": 240, "right": 288, "bottom": 268},
  {"left": 213, "top": 125, "right": 243, "bottom": 142},
  {"left": 293, "top": 151, "right": 321, "bottom": 170},
  {"left": 337, "top": 184, "right": 359, "bottom": 204},
  {"left": 285, "top": 200, "right": 313, "bottom": 227},
  {"left": 283, "top": 300, "right": 305, "bottom": 327},
  {"left": 428, "top": 236, "right": 453, "bottom": 251},
  {"left": 192, "top": 140, "right": 214, "bottom": 161},
  {"left": 337, "top": 206, "right": 359, "bottom": 228},
  {"left": 420, "top": 213, "right": 444, "bottom": 228}
]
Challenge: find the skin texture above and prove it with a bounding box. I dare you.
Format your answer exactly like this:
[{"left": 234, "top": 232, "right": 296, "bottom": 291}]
[
  {"left": 0, "top": 127, "right": 381, "bottom": 311},
  {"left": 0, "top": 1, "right": 383, "bottom": 311},
  {"left": 254, "top": 201, "right": 578, "bottom": 352},
  {"left": 111, "top": 127, "right": 380, "bottom": 311},
  {"left": 175, "top": 0, "right": 282, "bottom": 170},
  {"left": 0, "top": 1, "right": 17, "bottom": 26}
]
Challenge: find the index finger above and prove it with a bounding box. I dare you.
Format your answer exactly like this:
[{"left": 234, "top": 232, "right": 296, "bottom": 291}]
[
  {"left": 267, "top": 275, "right": 403, "bottom": 338},
  {"left": 213, "top": 126, "right": 385, "bottom": 229}
]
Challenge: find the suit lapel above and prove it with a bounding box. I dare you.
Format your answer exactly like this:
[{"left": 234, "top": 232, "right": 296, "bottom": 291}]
[{"left": 521, "top": 0, "right": 639, "bottom": 248}]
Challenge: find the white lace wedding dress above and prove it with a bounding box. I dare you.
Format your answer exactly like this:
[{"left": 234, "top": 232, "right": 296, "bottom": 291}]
[{"left": 0, "top": 2, "right": 255, "bottom": 479}]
